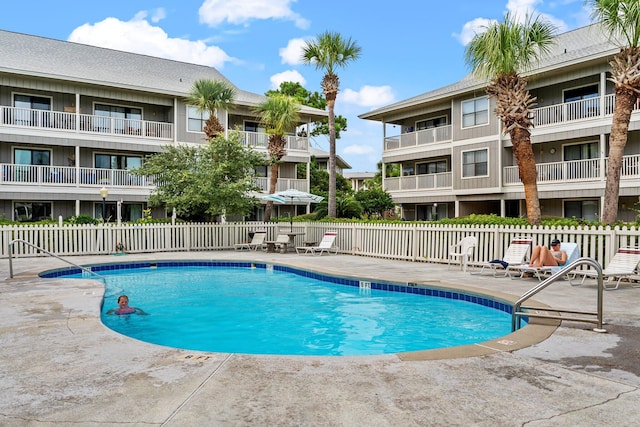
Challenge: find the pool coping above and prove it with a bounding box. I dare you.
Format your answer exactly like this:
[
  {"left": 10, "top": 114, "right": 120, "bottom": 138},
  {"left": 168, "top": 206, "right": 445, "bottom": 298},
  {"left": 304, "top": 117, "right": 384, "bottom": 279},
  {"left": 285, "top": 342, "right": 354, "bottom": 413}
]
[{"left": 40, "top": 258, "right": 560, "bottom": 361}]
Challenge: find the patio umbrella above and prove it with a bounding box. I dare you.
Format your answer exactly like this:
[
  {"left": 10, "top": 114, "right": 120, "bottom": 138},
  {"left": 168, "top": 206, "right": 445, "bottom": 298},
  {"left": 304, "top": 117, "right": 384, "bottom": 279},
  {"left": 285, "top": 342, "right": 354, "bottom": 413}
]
[
  {"left": 260, "top": 189, "right": 324, "bottom": 204},
  {"left": 261, "top": 189, "right": 324, "bottom": 231}
]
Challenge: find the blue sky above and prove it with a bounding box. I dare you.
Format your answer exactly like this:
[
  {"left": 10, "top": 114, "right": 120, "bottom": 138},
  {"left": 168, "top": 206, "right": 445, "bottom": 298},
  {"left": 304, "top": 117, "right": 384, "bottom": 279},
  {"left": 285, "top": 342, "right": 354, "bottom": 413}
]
[{"left": 0, "top": 0, "right": 593, "bottom": 172}]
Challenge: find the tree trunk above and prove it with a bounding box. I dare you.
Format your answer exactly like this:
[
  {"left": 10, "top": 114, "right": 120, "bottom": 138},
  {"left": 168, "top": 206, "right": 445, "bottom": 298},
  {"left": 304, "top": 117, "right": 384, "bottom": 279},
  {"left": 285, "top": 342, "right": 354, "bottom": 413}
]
[
  {"left": 511, "top": 127, "right": 541, "bottom": 224},
  {"left": 326, "top": 96, "right": 337, "bottom": 218},
  {"left": 602, "top": 87, "right": 635, "bottom": 224},
  {"left": 263, "top": 163, "right": 279, "bottom": 222}
]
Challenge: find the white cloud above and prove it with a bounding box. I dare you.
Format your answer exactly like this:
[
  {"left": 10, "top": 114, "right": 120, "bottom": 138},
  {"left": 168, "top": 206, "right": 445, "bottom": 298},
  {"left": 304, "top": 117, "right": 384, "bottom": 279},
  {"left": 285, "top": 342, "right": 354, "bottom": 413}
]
[
  {"left": 454, "top": 0, "right": 569, "bottom": 46},
  {"left": 280, "top": 38, "right": 308, "bottom": 65},
  {"left": 68, "top": 14, "right": 234, "bottom": 69},
  {"left": 199, "top": 0, "right": 309, "bottom": 29},
  {"left": 339, "top": 85, "right": 395, "bottom": 108},
  {"left": 453, "top": 17, "right": 496, "bottom": 45},
  {"left": 270, "top": 70, "right": 306, "bottom": 89},
  {"left": 150, "top": 8, "right": 166, "bottom": 23},
  {"left": 343, "top": 144, "right": 374, "bottom": 155}
]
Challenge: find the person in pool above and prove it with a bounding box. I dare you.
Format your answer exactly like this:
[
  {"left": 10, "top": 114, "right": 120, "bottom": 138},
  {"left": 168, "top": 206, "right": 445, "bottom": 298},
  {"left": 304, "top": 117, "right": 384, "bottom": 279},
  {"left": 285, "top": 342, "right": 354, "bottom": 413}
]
[{"left": 107, "top": 295, "right": 147, "bottom": 315}]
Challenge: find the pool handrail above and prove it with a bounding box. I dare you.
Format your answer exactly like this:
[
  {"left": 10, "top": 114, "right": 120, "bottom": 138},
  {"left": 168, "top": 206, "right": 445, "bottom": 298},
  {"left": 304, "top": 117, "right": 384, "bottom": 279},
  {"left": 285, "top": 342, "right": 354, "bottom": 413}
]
[
  {"left": 512, "top": 257, "right": 604, "bottom": 332},
  {"left": 8, "top": 238, "right": 107, "bottom": 284}
]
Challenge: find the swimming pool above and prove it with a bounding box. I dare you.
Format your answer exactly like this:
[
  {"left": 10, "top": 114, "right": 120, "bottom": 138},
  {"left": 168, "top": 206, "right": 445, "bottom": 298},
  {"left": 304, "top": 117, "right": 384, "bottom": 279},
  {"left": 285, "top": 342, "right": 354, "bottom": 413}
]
[{"left": 43, "top": 261, "right": 517, "bottom": 356}]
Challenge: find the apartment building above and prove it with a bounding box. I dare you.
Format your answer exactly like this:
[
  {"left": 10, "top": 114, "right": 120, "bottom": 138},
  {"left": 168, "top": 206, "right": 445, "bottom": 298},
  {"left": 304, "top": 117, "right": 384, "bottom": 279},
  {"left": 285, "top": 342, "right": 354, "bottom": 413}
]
[
  {"left": 0, "top": 30, "right": 326, "bottom": 222},
  {"left": 360, "top": 24, "right": 640, "bottom": 222}
]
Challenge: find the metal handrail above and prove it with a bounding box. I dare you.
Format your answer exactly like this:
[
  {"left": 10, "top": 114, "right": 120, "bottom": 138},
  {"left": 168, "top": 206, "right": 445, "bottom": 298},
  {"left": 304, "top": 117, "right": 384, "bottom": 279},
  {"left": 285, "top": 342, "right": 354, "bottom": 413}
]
[
  {"left": 512, "top": 257, "right": 605, "bottom": 332},
  {"left": 8, "top": 238, "right": 107, "bottom": 284}
]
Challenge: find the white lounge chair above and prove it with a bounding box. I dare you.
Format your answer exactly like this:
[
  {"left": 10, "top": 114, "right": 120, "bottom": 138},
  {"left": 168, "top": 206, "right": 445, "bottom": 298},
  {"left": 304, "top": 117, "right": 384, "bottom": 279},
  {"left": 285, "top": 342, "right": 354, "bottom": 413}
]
[
  {"left": 296, "top": 231, "right": 338, "bottom": 255},
  {"left": 264, "top": 233, "right": 292, "bottom": 253},
  {"left": 570, "top": 247, "right": 640, "bottom": 290},
  {"left": 471, "top": 237, "right": 532, "bottom": 276},
  {"left": 234, "top": 231, "right": 267, "bottom": 251},
  {"left": 508, "top": 242, "right": 580, "bottom": 281},
  {"left": 448, "top": 236, "right": 477, "bottom": 272}
]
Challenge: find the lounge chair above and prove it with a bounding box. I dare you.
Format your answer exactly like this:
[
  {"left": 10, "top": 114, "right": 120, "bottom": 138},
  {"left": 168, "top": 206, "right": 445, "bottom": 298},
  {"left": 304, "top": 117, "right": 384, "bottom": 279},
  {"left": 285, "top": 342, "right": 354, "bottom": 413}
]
[
  {"left": 471, "top": 237, "right": 532, "bottom": 276},
  {"left": 448, "top": 236, "right": 477, "bottom": 272},
  {"left": 296, "top": 231, "right": 338, "bottom": 255},
  {"left": 570, "top": 247, "right": 640, "bottom": 290},
  {"left": 508, "top": 242, "right": 580, "bottom": 281},
  {"left": 234, "top": 230, "right": 267, "bottom": 251},
  {"left": 264, "top": 234, "right": 292, "bottom": 253}
]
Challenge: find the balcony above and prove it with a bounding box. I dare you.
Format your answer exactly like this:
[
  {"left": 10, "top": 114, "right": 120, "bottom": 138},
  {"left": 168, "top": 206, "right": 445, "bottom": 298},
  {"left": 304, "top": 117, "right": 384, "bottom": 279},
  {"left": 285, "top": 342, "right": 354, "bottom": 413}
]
[
  {"left": 0, "top": 164, "right": 156, "bottom": 188},
  {"left": 384, "top": 171, "right": 452, "bottom": 191},
  {"left": 0, "top": 106, "right": 173, "bottom": 140},
  {"left": 384, "top": 125, "right": 452, "bottom": 151},
  {"left": 254, "top": 177, "right": 309, "bottom": 193},
  {"left": 238, "top": 131, "right": 309, "bottom": 151},
  {"left": 503, "top": 154, "right": 640, "bottom": 185}
]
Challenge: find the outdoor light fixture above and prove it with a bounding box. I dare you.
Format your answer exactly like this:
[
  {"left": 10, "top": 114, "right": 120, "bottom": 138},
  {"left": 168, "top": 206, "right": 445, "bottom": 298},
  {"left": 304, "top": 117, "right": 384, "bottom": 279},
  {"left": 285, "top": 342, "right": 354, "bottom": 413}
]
[{"left": 100, "top": 187, "right": 109, "bottom": 221}]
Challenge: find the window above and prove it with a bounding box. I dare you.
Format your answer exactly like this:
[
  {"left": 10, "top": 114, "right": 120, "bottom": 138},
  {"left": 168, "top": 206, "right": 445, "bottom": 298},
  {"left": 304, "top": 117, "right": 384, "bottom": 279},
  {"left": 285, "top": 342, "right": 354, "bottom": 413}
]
[
  {"left": 417, "top": 160, "right": 447, "bottom": 175},
  {"left": 244, "top": 121, "right": 265, "bottom": 133},
  {"left": 13, "top": 94, "right": 51, "bottom": 126},
  {"left": 95, "top": 104, "right": 142, "bottom": 134},
  {"left": 254, "top": 165, "right": 267, "bottom": 177},
  {"left": 564, "top": 85, "right": 598, "bottom": 103},
  {"left": 14, "top": 148, "right": 50, "bottom": 165},
  {"left": 462, "top": 149, "right": 488, "bottom": 177},
  {"left": 462, "top": 97, "right": 488, "bottom": 128},
  {"left": 187, "top": 106, "right": 210, "bottom": 132},
  {"left": 13, "top": 202, "right": 51, "bottom": 222},
  {"left": 564, "top": 200, "right": 599, "bottom": 221},
  {"left": 402, "top": 166, "right": 414, "bottom": 176},
  {"left": 564, "top": 142, "right": 598, "bottom": 161},
  {"left": 95, "top": 154, "right": 142, "bottom": 170},
  {"left": 94, "top": 203, "right": 143, "bottom": 222},
  {"left": 416, "top": 116, "right": 447, "bottom": 130}
]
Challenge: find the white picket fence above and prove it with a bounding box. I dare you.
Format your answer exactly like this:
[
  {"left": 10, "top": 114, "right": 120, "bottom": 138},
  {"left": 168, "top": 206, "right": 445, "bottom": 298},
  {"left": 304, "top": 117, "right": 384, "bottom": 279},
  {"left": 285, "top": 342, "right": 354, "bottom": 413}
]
[{"left": 3, "top": 222, "right": 640, "bottom": 269}]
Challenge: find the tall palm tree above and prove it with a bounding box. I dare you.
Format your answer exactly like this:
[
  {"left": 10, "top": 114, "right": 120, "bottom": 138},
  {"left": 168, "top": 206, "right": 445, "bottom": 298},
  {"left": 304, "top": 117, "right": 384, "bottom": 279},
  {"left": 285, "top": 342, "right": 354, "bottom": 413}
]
[
  {"left": 185, "top": 79, "right": 236, "bottom": 140},
  {"left": 465, "top": 13, "right": 556, "bottom": 225},
  {"left": 302, "top": 31, "right": 361, "bottom": 218},
  {"left": 588, "top": 0, "right": 640, "bottom": 224},
  {"left": 255, "top": 94, "right": 301, "bottom": 221}
]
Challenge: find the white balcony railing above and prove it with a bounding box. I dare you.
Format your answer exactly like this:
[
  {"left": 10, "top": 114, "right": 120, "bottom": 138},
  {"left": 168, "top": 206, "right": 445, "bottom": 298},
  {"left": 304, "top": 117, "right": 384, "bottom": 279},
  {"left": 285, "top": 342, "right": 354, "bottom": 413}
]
[
  {"left": 385, "top": 125, "right": 452, "bottom": 151},
  {"left": 0, "top": 164, "right": 157, "bottom": 188},
  {"left": 503, "top": 154, "right": 640, "bottom": 185},
  {"left": 254, "top": 178, "right": 309, "bottom": 193},
  {"left": 238, "top": 131, "right": 309, "bottom": 151},
  {"left": 384, "top": 171, "right": 452, "bottom": 191},
  {"left": 0, "top": 106, "right": 173, "bottom": 139}
]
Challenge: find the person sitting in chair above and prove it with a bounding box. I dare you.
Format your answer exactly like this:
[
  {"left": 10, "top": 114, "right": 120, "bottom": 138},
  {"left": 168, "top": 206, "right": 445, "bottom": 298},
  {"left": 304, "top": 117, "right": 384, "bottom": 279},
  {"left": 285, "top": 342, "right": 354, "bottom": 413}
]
[{"left": 528, "top": 239, "right": 567, "bottom": 268}]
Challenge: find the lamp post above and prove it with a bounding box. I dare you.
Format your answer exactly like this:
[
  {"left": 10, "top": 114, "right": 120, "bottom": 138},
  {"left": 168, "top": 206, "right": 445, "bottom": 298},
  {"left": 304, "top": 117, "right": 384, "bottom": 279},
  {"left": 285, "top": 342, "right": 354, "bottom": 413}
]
[
  {"left": 433, "top": 203, "right": 438, "bottom": 221},
  {"left": 100, "top": 187, "right": 109, "bottom": 222}
]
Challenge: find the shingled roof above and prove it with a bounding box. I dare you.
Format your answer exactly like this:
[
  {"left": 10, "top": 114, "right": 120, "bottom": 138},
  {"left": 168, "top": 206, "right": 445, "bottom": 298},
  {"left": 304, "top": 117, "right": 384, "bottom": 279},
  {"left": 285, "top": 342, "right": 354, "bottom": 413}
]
[
  {"left": 0, "top": 29, "right": 326, "bottom": 118},
  {"left": 360, "top": 23, "right": 620, "bottom": 121}
]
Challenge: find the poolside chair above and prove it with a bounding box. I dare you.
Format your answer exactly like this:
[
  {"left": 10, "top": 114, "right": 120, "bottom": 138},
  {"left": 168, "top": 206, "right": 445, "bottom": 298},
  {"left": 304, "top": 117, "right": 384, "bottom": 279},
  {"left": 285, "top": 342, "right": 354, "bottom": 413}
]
[
  {"left": 272, "top": 233, "right": 293, "bottom": 253},
  {"left": 471, "top": 237, "right": 532, "bottom": 276},
  {"left": 234, "top": 230, "right": 267, "bottom": 251},
  {"left": 448, "top": 236, "right": 477, "bottom": 272},
  {"left": 508, "top": 242, "right": 580, "bottom": 281},
  {"left": 296, "top": 231, "right": 338, "bottom": 255},
  {"left": 570, "top": 247, "right": 640, "bottom": 290}
]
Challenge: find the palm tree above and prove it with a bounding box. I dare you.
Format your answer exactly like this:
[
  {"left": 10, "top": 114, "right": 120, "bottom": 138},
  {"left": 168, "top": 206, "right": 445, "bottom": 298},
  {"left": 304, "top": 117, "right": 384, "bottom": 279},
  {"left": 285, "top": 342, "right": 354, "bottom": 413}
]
[
  {"left": 465, "top": 13, "right": 556, "bottom": 225},
  {"left": 588, "top": 0, "right": 640, "bottom": 224},
  {"left": 185, "top": 79, "right": 236, "bottom": 140},
  {"left": 302, "top": 31, "right": 361, "bottom": 218},
  {"left": 255, "top": 94, "right": 301, "bottom": 221}
]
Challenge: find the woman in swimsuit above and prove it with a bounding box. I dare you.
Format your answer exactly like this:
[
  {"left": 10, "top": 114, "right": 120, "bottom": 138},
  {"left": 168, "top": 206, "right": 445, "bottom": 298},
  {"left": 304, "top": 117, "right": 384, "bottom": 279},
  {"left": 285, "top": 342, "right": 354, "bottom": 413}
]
[
  {"left": 528, "top": 238, "right": 567, "bottom": 268},
  {"left": 106, "top": 295, "right": 147, "bottom": 315}
]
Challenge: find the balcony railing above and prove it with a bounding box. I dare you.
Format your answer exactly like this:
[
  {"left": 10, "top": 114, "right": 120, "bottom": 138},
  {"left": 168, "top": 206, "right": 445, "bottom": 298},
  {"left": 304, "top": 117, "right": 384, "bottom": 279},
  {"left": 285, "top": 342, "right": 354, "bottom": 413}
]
[
  {"left": 0, "top": 106, "right": 173, "bottom": 140},
  {"left": 238, "top": 131, "right": 309, "bottom": 151},
  {"left": 0, "top": 164, "right": 157, "bottom": 187},
  {"left": 255, "top": 178, "right": 309, "bottom": 193},
  {"left": 385, "top": 125, "right": 452, "bottom": 151},
  {"left": 384, "top": 171, "right": 452, "bottom": 191},
  {"left": 503, "top": 154, "right": 640, "bottom": 185}
]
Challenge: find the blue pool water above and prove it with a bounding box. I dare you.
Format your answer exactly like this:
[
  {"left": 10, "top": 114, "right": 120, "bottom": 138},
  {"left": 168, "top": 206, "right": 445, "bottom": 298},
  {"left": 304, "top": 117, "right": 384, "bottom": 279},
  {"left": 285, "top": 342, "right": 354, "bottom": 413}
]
[{"left": 54, "top": 262, "right": 515, "bottom": 356}]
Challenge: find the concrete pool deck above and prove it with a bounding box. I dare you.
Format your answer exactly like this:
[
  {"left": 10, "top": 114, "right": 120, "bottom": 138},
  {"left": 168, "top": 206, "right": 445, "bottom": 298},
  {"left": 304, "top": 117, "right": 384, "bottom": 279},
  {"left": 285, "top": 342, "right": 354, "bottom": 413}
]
[{"left": 1, "top": 251, "right": 639, "bottom": 426}]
